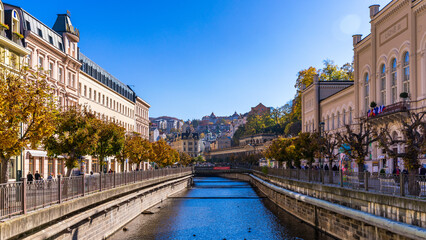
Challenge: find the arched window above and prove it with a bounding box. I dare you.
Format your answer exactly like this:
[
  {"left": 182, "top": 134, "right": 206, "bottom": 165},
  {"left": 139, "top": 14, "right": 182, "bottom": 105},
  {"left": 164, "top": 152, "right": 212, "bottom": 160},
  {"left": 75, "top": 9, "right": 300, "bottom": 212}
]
[
  {"left": 364, "top": 73, "right": 369, "bottom": 111},
  {"left": 391, "top": 59, "right": 397, "bottom": 104},
  {"left": 11, "top": 10, "right": 19, "bottom": 33},
  {"left": 349, "top": 107, "right": 352, "bottom": 124},
  {"left": 327, "top": 115, "right": 330, "bottom": 131},
  {"left": 403, "top": 52, "right": 409, "bottom": 94},
  {"left": 337, "top": 112, "right": 340, "bottom": 128},
  {"left": 343, "top": 109, "right": 346, "bottom": 125},
  {"left": 332, "top": 113, "right": 335, "bottom": 130},
  {"left": 380, "top": 64, "right": 386, "bottom": 105}
]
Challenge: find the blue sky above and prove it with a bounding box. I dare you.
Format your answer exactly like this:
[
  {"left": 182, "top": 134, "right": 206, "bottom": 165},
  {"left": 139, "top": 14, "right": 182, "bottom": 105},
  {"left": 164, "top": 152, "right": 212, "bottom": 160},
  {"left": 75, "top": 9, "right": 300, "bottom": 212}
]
[{"left": 8, "top": 0, "right": 391, "bottom": 120}]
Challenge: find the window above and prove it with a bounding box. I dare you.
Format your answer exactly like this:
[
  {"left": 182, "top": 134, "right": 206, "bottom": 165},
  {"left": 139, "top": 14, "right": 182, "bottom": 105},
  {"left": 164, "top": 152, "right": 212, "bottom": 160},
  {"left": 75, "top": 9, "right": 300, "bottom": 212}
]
[
  {"left": 26, "top": 20, "right": 31, "bottom": 31},
  {"left": 83, "top": 85, "right": 87, "bottom": 97},
  {"left": 68, "top": 72, "right": 71, "bottom": 86},
  {"left": 89, "top": 88, "right": 92, "bottom": 99},
  {"left": 106, "top": 97, "right": 109, "bottom": 107},
  {"left": 327, "top": 116, "right": 329, "bottom": 130},
  {"left": 58, "top": 42, "right": 63, "bottom": 51},
  {"left": 12, "top": 10, "right": 19, "bottom": 33},
  {"left": 94, "top": 90, "right": 97, "bottom": 101},
  {"left": 98, "top": 93, "right": 101, "bottom": 103},
  {"left": 78, "top": 83, "right": 81, "bottom": 94},
  {"left": 337, "top": 112, "right": 340, "bottom": 128},
  {"left": 332, "top": 114, "right": 335, "bottom": 130},
  {"left": 343, "top": 109, "right": 346, "bottom": 125},
  {"left": 102, "top": 95, "right": 105, "bottom": 105},
  {"left": 403, "top": 52, "right": 410, "bottom": 94},
  {"left": 48, "top": 35, "right": 53, "bottom": 44},
  {"left": 71, "top": 74, "right": 75, "bottom": 88},
  {"left": 38, "top": 56, "right": 43, "bottom": 69},
  {"left": 49, "top": 62, "right": 53, "bottom": 78},
  {"left": 380, "top": 64, "right": 386, "bottom": 105},
  {"left": 58, "top": 67, "right": 63, "bottom": 82},
  {"left": 391, "top": 59, "right": 397, "bottom": 104},
  {"left": 37, "top": 28, "right": 43, "bottom": 38},
  {"left": 349, "top": 107, "right": 352, "bottom": 124}
]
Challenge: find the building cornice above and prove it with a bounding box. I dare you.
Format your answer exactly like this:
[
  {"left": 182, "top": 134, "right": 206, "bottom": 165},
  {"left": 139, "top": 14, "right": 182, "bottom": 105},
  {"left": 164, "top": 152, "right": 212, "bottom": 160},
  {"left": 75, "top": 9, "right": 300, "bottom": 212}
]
[
  {"left": 136, "top": 96, "right": 150, "bottom": 108},
  {"left": 413, "top": 0, "right": 426, "bottom": 14},
  {"left": 372, "top": 0, "right": 410, "bottom": 25}
]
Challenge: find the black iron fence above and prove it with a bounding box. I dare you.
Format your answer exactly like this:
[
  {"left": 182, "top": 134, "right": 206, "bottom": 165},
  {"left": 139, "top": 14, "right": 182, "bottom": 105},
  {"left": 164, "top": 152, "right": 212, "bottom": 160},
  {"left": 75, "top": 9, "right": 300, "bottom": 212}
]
[
  {"left": 0, "top": 167, "right": 193, "bottom": 220},
  {"left": 251, "top": 167, "right": 426, "bottom": 199}
]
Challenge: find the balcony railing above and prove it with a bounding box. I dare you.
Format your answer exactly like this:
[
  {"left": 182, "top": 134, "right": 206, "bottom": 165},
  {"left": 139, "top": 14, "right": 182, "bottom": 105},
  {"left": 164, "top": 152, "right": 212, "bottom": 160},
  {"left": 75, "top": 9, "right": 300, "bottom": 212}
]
[{"left": 366, "top": 101, "right": 409, "bottom": 119}]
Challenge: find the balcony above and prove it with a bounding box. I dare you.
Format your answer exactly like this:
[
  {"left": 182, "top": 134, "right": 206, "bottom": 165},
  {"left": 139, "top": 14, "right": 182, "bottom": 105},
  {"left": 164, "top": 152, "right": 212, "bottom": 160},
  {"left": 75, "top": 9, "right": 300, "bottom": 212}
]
[{"left": 366, "top": 101, "right": 409, "bottom": 123}]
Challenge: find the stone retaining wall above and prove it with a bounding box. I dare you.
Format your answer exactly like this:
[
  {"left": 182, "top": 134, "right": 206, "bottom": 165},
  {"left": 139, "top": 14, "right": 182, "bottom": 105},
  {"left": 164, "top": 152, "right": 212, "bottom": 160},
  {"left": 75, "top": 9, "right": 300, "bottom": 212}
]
[{"left": 218, "top": 173, "right": 426, "bottom": 240}]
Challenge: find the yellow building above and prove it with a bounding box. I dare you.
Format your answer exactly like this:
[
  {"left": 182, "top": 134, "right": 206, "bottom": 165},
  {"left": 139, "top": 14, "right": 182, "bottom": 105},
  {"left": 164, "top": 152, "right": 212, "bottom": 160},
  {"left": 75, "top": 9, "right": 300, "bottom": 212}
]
[{"left": 301, "top": 0, "right": 426, "bottom": 173}]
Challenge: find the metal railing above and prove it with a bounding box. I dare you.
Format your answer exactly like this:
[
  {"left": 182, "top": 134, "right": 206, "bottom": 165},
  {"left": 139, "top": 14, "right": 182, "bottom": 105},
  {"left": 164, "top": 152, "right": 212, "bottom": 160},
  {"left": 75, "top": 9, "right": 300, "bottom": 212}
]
[
  {"left": 0, "top": 167, "right": 193, "bottom": 220},
  {"left": 251, "top": 167, "right": 426, "bottom": 199}
]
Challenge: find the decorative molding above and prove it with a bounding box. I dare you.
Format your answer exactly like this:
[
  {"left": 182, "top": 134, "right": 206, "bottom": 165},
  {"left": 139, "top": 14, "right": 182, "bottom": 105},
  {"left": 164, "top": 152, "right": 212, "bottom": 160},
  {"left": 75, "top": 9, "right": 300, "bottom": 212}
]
[
  {"left": 379, "top": 15, "right": 408, "bottom": 47},
  {"left": 374, "top": 0, "right": 409, "bottom": 25}
]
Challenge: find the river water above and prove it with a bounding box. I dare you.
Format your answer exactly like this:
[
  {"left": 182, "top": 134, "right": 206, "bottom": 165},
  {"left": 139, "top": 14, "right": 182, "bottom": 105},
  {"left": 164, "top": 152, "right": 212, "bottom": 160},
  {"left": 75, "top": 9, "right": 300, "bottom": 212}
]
[{"left": 109, "top": 177, "right": 335, "bottom": 240}]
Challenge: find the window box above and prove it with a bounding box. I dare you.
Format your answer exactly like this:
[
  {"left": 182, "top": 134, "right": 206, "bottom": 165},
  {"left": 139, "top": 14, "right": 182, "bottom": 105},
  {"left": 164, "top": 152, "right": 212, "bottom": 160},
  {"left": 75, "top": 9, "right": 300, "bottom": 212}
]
[
  {"left": 13, "top": 31, "right": 24, "bottom": 39},
  {"left": 0, "top": 23, "right": 9, "bottom": 30}
]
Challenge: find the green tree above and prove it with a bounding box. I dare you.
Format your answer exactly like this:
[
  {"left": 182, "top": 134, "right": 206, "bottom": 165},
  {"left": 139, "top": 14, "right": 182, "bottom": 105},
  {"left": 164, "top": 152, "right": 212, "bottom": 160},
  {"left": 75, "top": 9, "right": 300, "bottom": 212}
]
[
  {"left": 44, "top": 107, "right": 99, "bottom": 176},
  {"left": 92, "top": 120, "right": 125, "bottom": 172},
  {"left": 0, "top": 68, "right": 57, "bottom": 183},
  {"left": 294, "top": 132, "right": 321, "bottom": 167}
]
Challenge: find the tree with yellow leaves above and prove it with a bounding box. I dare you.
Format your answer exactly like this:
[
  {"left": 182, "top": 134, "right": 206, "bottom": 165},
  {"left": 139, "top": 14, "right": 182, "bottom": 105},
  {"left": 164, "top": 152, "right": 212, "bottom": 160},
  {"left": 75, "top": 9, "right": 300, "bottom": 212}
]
[
  {"left": 44, "top": 107, "right": 99, "bottom": 176},
  {"left": 152, "top": 140, "right": 178, "bottom": 167},
  {"left": 126, "top": 133, "right": 155, "bottom": 167},
  {"left": 0, "top": 67, "right": 57, "bottom": 183},
  {"left": 179, "top": 152, "right": 192, "bottom": 166}
]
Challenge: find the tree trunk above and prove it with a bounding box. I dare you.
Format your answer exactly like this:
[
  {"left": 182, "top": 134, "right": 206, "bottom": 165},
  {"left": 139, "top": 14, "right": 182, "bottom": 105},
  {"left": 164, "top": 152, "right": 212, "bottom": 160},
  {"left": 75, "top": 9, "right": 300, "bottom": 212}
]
[
  {"left": 407, "top": 169, "right": 420, "bottom": 196},
  {"left": 357, "top": 162, "right": 364, "bottom": 181},
  {"left": 0, "top": 156, "right": 9, "bottom": 184}
]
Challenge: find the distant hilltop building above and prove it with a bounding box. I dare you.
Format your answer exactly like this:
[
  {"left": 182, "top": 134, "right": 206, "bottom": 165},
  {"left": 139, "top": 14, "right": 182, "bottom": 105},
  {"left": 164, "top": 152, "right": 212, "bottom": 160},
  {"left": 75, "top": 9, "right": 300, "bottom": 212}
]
[
  {"left": 249, "top": 103, "right": 271, "bottom": 116},
  {"left": 150, "top": 116, "right": 183, "bottom": 134}
]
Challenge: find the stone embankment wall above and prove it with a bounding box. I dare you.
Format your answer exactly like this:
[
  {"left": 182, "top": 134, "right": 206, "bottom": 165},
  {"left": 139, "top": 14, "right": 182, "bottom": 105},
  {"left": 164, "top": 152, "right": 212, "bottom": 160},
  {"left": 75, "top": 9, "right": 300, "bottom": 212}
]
[
  {"left": 1, "top": 173, "right": 192, "bottom": 240},
  {"left": 219, "top": 173, "right": 426, "bottom": 240}
]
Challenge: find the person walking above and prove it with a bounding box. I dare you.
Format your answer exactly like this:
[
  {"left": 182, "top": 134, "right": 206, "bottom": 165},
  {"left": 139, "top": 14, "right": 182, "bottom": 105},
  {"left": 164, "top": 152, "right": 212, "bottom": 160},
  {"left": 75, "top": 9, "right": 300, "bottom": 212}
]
[
  {"left": 27, "top": 171, "right": 34, "bottom": 183},
  {"left": 34, "top": 171, "right": 41, "bottom": 181}
]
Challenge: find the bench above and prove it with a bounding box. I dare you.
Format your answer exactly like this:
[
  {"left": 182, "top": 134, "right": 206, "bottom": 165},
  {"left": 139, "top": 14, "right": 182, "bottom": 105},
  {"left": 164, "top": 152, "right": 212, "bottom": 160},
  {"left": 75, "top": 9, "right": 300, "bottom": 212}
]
[
  {"left": 347, "top": 175, "right": 360, "bottom": 189},
  {"left": 379, "top": 178, "right": 399, "bottom": 194}
]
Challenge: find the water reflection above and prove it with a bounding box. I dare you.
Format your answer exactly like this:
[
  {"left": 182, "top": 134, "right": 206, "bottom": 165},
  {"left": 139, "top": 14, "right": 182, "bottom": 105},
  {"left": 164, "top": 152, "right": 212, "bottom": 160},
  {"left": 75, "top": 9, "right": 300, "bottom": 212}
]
[{"left": 109, "top": 177, "right": 335, "bottom": 240}]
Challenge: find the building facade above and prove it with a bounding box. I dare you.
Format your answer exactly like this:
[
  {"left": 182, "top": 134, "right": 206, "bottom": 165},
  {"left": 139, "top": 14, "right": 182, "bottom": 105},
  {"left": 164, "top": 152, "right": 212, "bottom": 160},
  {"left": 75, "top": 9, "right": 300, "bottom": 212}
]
[
  {"left": 301, "top": 0, "right": 426, "bottom": 173},
  {"left": 135, "top": 97, "right": 150, "bottom": 139},
  {"left": 1, "top": 3, "right": 151, "bottom": 180}
]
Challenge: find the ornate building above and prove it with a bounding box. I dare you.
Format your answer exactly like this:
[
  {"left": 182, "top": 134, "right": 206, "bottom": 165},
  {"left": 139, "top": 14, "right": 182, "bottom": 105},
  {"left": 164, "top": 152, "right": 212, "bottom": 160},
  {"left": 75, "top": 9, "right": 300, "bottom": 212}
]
[{"left": 301, "top": 0, "right": 426, "bottom": 173}]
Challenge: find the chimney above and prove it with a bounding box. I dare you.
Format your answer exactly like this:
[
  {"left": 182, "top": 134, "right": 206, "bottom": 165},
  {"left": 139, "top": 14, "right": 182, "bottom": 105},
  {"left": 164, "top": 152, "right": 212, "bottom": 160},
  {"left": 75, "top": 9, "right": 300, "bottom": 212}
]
[
  {"left": 313, "top": 74, "right": 319, "bottom": 84},
  {"left": 369, "top": 5, "right": 380, "bottom": 19},
  {"left": 353, "top": 34, "right": 362, "bottom": 46}
]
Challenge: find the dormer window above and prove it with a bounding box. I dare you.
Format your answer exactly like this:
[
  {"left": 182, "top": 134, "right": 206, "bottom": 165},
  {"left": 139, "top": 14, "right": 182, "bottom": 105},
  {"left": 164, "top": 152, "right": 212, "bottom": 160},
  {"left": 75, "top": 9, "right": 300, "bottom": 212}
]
[{"left": 12, "top": 10, "right": 19, "bottom": 33}]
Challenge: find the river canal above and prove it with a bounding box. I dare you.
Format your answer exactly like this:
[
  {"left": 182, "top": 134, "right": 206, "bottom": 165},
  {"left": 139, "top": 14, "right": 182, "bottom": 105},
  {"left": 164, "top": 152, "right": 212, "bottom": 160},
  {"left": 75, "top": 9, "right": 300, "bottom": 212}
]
[{"left": 109, "top": 177, "right": 335, "bottom": 240}]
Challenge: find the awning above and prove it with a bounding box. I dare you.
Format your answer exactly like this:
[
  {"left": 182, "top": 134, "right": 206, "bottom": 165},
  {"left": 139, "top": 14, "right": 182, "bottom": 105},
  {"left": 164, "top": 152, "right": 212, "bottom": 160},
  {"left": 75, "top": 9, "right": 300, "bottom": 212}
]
[{"left": 27, "top": 150, "right": 47, "bottom": 158}]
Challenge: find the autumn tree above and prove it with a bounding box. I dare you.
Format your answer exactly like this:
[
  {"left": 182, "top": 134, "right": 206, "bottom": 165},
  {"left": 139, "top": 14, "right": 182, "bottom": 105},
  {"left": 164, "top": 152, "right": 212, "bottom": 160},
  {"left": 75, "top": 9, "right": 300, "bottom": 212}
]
[
  {"left": 44, "top": 107, "right": 99, "bottom": 176},
  {"left": 294, "top": 132, "right": 321, "bottom": 167},
  {"left": 377, "top": 111, "right": 426, "bottom": 195},
  {"left": 92, "top": 120, "right": 125, "bottom": 172},
  {"left": 265, "top": 137, "right": 299, "bottom": 168},
  {"left": 0, "top": 68, "right": 57, "bottom": 183},
  {"left": 152, "top": 140, "right": 177, "bottom": 167},
  {"left": 179, "top": 152, "right": 192, "bottom": 166},
  {"left": 126, "top": 133, "right": 155, "bottom": 168},
  {"left": 336, "top": 121, "right": 377, "bottom": 173}
]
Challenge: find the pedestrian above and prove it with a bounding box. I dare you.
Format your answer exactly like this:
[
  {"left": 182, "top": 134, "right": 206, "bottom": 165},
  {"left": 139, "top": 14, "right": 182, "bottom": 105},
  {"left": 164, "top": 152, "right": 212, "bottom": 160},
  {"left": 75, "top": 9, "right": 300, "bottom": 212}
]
[
  {"left": 47, "top": 173, "right": 53, "bottom": 180},
  {"left": 27, "top": 171, "right": 34, "bottom": 183},
  {"left": 90, "top": 170, "right": 93, "bottom": 175},
  {"left": 332, "top": 165, "right": 338, "bottom": 171},
  {"left": 34, "top": 171, "right": 41, "bottom": 181},
  {"left": 324, "top": 164, "right": 329, "bottom": 171}
]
